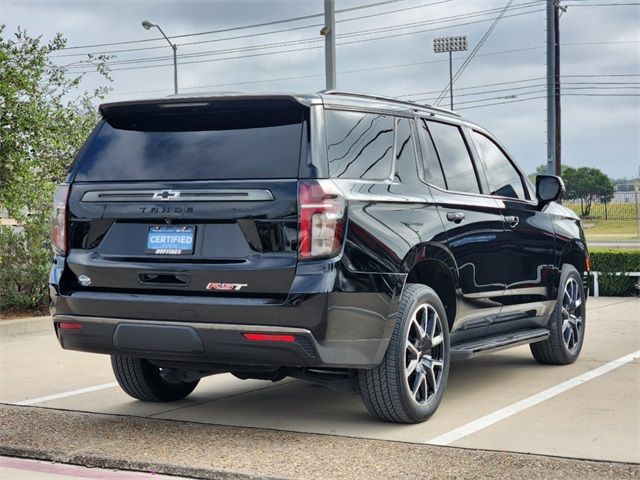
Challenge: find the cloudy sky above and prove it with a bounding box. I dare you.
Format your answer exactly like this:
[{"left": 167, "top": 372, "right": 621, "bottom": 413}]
[{"left": 3, "top": 0, "right": 639, "bottom": 178}]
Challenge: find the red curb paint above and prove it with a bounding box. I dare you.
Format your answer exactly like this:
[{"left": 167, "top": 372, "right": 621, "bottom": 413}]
[{"left": 0, "top": 456, "right": 179, "bottom": 479}]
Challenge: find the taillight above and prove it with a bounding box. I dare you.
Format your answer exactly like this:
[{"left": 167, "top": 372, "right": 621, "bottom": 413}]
[
  {"left": 298, "top": 180, "right": 346, "bottom": 260},
  {"left": 51, "top": 184, "right": 70, "bottom": 256}
]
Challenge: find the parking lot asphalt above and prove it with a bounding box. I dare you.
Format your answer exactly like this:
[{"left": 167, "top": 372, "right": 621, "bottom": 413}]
[{"left": 0, "top": 296, "right": 638, "bottom": 475}]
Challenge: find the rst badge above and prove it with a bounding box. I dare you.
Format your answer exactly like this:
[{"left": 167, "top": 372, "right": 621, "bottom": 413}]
[{"left": 206, "top": 282, "right": 248, "bottom": 291}]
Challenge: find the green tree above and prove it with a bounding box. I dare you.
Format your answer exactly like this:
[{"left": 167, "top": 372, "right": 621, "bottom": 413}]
[
  {"left": 562, "top": 167, "right": 614, "bottom": 217},
  {"left": 0, "top": 25, "right": 111, "bottom": 312}
]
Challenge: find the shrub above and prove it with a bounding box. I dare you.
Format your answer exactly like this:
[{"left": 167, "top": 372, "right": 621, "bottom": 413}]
[
  {"left": 0, "top": 26, "right": 110, "bottom": 314},
  {"left": 589, "top": 248, "right": 640, "bottom": 296},
  {"left": 0, "top": 213, "right": 51, "bottom": 313}
]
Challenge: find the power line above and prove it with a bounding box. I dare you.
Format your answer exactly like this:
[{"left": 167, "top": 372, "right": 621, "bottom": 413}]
[
  {"left": 105, "top": 52, "right": 638, "bottom": 98},
  {"left": 64, "top": 8, "right": 545, "bottom": 74},
  {"left": 563, "top": 93, "right": 640, "bottom": 96},
  {"left": 60, "top": 2, "right": 542, "bottom": 67},
  {"left": 52, "top": 0, "right": 454, "bottom": 58},
  {"left": 563, "top": 73, "right": 640, "bottom": 77},
  {"left": 411, "top": 84, "right": 640, "bottom": 103},
  {"left": 458, "top": 95, "right": 547, "bottom": 110},
  {"left": 398, "top": 76, "right": 545, "bottom": 97},
  {"left": 444, "top": 91, "right": 640, "bottom": 111},
  {"left": 59, "top": 0, "right": 416, "bottom": 51},
  {"left": 565, "top": 2, "right": 640, "bottom": 6},
  {"left": 66, "top": 35, "right": 636, "bottom": 73},
  {"left": 106, "top": 51, "right": 545, "bottom": 97}
]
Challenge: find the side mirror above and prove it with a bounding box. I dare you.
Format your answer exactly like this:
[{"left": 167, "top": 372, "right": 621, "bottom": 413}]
[{"left": 536, "top": 174, "right": 565, "bottom": 207}]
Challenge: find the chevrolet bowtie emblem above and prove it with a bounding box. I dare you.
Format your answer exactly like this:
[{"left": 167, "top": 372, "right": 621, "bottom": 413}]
[{"left": 152, "top": 190, "right": 180, "bottom": 200}]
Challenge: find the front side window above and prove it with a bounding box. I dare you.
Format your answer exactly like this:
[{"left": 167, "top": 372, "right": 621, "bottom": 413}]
[
  {"left": 326, "top": 110, "right": 394, "bottom": 180},
  {"left": 427, "top": 121, "right": 480, "bottom": 194},
  {"left": 471, "top": 131, "right": 526, "bottom": 199}
]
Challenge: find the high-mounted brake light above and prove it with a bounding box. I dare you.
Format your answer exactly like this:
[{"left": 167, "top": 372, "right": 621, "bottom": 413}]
[
  {"left": 51, "top": 184, "right": 70, "bottom": 257},
  {"left": 298, "top": 180, "right": 346, "bottom": 260}
]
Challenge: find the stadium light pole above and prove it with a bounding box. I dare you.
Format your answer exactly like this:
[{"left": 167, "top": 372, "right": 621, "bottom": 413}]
[
  {"left": 433, "top": 36, "right": 468, "bottom": 110},
  {"left": 142, "top": 20, "right": 178, "bottom": 94}
]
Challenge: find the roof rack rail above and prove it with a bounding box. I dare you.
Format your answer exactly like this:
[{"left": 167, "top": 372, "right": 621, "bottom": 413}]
[{"left": 319, "top": 90, "right": 461, "bottom": 118}]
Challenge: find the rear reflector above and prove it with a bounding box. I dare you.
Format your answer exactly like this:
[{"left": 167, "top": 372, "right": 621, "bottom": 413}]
[
  {"left": 242, "top": 333, "right": 296, "bottom": 343},
  {"left": 58, "top": 322, "right": 82, "bottom": 330}
]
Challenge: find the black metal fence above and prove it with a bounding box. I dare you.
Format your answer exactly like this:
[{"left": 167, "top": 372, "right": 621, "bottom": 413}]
[{"left": 564, "top": 191, "right": 640, "bottom": 220}]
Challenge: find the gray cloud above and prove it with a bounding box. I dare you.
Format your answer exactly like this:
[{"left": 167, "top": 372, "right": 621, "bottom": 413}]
[{"left": 2, "top": 0, "right": 639, "bottom": 177}]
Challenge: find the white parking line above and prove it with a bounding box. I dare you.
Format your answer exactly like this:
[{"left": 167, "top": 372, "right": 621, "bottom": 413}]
[
  {"left": 14, "top": 382, "right": 118, "bottom": 406},
  {"left": 426, "top": 349, "right": 640, "bottom": 446}
]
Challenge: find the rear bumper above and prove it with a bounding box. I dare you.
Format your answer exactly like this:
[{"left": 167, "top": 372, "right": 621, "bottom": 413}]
[
  {"left": 52, "top": 314, "right": 389, "bottom": 368},
  {"left": 50, "top": 261, "right": 405, "bottom": 368}
]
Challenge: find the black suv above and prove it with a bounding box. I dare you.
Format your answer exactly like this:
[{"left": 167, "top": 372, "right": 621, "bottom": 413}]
[{"left": 50, "top": 92, "right": 589, "bottom": 423}]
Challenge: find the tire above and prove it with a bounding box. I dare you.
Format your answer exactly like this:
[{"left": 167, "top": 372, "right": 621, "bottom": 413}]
[
  {"left": 359, "top": 283, "right": 451, "bottom": 424},
  {"left": 530, "top": 264, "right": 586, "bottom": 365},
  {"left": 111, "top": 355, "right": 199, "bottom": 402}
]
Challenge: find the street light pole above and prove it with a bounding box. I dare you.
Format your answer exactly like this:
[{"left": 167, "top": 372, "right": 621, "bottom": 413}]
[
  {"left": 142, "top": 20, "right": 178, "bottom": 95},
  {"left": 433, "top": 36, "right": 468, "bottom": 110}
]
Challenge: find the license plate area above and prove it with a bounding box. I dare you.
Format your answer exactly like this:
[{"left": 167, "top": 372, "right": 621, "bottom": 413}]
[{"left": 146, "top": 225, "right": 195, "bottom": 255}]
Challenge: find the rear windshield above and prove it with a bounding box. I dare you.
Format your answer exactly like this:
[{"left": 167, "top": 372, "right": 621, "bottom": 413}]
[{"left": 75, "top": 100, "right": 305, "bottom": 181}]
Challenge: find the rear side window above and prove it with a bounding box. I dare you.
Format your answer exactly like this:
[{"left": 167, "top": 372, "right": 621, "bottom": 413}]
[
  {"left": 471, "top": 131, "right": 526, "bottom": 199},
  {"left": 417, "top": 119, "right": 446, "bottom": 189},
  {"left": 326, "top": 110, "right": 394, "bottom": 180},
  {"left": 393, "top": 118, "right": 419, "bottom": 183},
  {"left": 427, "top": 121, "right": 480, "bottom": 194},
  {"left": 75, "top": 101, "right": 305, "bottom": 181}
]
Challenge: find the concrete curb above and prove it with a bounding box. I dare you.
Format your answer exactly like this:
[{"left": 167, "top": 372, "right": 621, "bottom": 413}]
[
  {"left": 0, "top": 316, "right": 51, "bottom": 338},
  {"left": 1, "top": 405, "right": 638, "bottom": 480}
]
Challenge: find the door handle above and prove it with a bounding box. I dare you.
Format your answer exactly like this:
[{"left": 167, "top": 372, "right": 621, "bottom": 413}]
[
  {"left": 505, "top": 215, "right": 519, "bottom": 228},
  {"left": 446, "top": 212, "right": 465, "bottom": 223}
]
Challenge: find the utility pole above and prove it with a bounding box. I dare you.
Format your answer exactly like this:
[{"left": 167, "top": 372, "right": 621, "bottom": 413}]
[
  {"left": 322, "top": 0, "right": 336, "bottom": 90},
  {"left": 554, "top": 1, "right": 566, "bottom": 176},
  {"left": 554, "top": 2, "right": 561, "bottom": 176},
  {"left": 546, "top": 0, "right": 556, "bottom": 175}
]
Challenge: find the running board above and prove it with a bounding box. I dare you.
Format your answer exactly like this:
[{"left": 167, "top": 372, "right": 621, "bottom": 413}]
[{"left": 451, "top": 328, "right": 550, "bottom": 360}]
